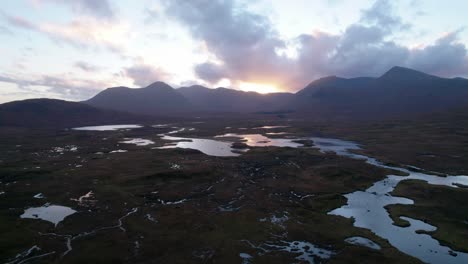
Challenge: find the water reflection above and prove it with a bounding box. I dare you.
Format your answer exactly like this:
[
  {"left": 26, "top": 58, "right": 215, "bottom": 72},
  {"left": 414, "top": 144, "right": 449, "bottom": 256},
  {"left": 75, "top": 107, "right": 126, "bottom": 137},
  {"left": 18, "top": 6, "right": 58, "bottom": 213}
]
[
  {"left": 313, "top": 137, "right": 468, "bottom": 263},
  {"left": 21, "top": 204, "right": 76, "bottom": 226},
  {"left": 253, "top": 125, "right": 290, "bottom": 129},
  {"left": 156, "top": 135, "right": 242, "bottom": 157},
  {"left": 119, "top": 138, "right": 155, "bottom": 146},
  {"left": 156, "top": 133, "right": 304, "bottom": 157},
  {"left": 216, "top": 133, "right": 302, "bottom": 148},
  {"left": 345, "top": 236, "right": 381, "bottom": 250},
  {"left": 72, "top": 125, "right": 142, "bottom": 131}
]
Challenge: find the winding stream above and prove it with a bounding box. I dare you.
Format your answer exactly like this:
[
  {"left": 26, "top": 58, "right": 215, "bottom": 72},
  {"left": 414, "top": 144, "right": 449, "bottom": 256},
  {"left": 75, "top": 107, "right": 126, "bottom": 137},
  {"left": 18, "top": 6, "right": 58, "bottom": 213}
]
[{"left": 311, "top": 137, "right": 468, "bottom": 264}]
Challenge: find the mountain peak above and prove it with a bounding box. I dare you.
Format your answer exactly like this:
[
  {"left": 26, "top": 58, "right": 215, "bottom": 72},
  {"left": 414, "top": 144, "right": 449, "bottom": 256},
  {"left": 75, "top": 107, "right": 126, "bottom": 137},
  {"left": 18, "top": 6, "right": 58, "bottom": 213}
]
[
  {"left": 313, "top": 75, "right": 340, "bottom": 83},
  {"left": 379, "top": 66, "right": 439, "bottom": 81},
  {"left": 187, "top": 85, "right": 210, "bottom": 91},
  {"left": 301, "top": 76, "right": 343, "bottom": 90},
  {"left": 384, "top": 66, "right": 420, "bottom": 75},
  {"left": 145, "top": 81, "right": 173, "bottom": 90}
]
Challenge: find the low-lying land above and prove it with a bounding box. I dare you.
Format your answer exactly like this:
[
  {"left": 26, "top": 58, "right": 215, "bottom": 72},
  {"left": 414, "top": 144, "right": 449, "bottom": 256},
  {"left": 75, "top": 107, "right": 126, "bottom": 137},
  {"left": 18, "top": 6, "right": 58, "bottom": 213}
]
[
  {"left": 1, "top": 117, "right": 467, "bottom": 263},
  {"left": 387, "top": 180, "right": 468, "bottom": 253}
]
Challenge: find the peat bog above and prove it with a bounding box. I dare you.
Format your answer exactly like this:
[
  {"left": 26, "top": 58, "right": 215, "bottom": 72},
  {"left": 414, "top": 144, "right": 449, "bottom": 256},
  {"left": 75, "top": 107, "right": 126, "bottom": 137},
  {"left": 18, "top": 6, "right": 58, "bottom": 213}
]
[{"left": 1, "top": 118, "right": 467, "bottom": 263}]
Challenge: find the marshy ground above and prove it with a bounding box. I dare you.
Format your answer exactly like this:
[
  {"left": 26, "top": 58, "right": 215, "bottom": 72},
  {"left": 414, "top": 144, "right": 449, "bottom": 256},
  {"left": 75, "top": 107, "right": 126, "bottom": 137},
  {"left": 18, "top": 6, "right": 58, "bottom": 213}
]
[{"left": 1, "top": 117, "right": 467, "bottom": 263}]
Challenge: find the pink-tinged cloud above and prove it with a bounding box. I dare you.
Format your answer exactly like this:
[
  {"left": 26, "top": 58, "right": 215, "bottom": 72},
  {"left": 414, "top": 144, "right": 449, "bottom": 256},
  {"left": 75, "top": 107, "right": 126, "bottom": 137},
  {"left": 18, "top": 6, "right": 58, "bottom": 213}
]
[
  {"left": 163, "top": 0, "right": 297, "bottom": 89},
  {"left": 5, "top": 14, "right": 128, "bottom": 53},
  {"left": 0, "top": 72, "right": 106, "bottom": 100},
  {"left": 5, "top": 15, "right": 38, "bottom": 30},
  {"left": 162, "top": 0, "right": 468, "bottom": 91}
]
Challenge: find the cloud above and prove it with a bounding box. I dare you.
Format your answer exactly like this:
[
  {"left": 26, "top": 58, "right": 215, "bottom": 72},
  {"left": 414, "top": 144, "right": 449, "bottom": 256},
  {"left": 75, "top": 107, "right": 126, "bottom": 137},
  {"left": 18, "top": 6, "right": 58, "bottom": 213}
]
[
  {"left": 326, "top": 0, "right": 343, "bottom": 5},
  {"left": 193, "top": 62, "right": 226, "bottom": 83},
  {"left": 360, "top": 0, "right": 409, "bottom": 32},
  {"left": 0, "top": 25, "right": 14, "bottom": 36},
  {"left": 297, "top": 6, "right": 466, "bottom": 80},
  {"left": 5, "top": 15, "right": 37, "bottom": 30},
  {"left": 144, "top": 5, "right": 164, "bottom": 25},
  {"left": 295, "top": 24, "right": 410, "bottom": 78},
  {"left": 163, "top": 0, "right": 296, "bottom": 87},
  {"left": 74, "top": 61, "right": 101, "bottom": 72},
  {"left": 124, "top": 63, "right": 170, "bottom": 87},
  {"left": 34, "top": 0, "right": 115, "bottom": 20},
  {"left": 0, "top": 73, "right": 106, "bottom": 100},
  {"left": 408, "top": 30, "right": 468, "bottom": 76},
  {"left": 4, "top": 14, "right": 128, "bottom": 53},
  {"left": 161, "top": 0, "right": 468, "bottom": 91}
]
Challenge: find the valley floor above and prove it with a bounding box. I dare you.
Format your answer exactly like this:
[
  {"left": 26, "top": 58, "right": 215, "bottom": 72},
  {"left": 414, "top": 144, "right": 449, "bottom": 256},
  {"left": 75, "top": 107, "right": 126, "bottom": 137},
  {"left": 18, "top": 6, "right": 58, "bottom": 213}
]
[{"left": 1, "top": 117, "right": 467, "bottom": 263}]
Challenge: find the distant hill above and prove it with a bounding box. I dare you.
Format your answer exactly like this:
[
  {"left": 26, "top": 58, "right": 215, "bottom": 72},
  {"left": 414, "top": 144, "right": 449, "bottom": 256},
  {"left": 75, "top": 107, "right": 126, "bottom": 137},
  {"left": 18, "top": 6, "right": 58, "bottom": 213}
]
[
  {"left": 84, "top": 82, "right": 193, "bottom": 115},
  {"left": 83, "top": 66, "right": 468, "bottom": 119},
  {"left": 3, "top": 66, "right": 468, "bottom": 125},
  {"left": 0, "top": 99, "right": 148, "bottom": 127},
  {"left": 293, "top": 66, "right": 468, "bottom": 119},
  {"left": 84, "top": 82, "right": 294, "bottom": 115},
  {"left": 178, "top": 85, "right": 294, "bottom": 113}
]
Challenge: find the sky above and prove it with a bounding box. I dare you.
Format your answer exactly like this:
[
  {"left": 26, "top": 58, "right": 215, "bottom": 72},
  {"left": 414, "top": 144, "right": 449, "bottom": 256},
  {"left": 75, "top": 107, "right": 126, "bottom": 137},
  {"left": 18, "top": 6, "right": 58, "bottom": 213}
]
[{"left": 0, "top": 0, "right": 467, "bottom": 103}]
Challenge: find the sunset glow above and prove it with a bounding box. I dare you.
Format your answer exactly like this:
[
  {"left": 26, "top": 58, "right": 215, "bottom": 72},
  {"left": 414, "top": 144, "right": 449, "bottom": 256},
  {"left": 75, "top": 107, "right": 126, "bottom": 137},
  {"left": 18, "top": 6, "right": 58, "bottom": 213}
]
[
  {"left": 1, "top": 2, "right": 468, "bottom": 263},
  {"left": 0, "top": 0, "right": 467, "bottom": 103},
  {"left": 239, "top": 82, "right": 279, "bottom": 94}
]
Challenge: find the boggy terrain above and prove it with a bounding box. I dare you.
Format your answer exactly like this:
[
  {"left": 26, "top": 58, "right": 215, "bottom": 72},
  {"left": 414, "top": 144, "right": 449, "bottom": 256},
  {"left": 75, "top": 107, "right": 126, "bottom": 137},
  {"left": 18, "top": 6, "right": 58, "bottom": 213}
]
[
  {"left": 388, "top": 180, "right": 468, "bottom": 253},
  {"left": 1, "top": 118, "right": 467, "bottom": 263}
]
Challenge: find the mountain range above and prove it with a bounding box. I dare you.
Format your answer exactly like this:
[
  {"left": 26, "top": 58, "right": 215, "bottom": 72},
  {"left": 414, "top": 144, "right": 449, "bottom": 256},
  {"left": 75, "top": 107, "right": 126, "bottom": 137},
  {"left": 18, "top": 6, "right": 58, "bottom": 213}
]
[
  {"left": 84, "top": 66, "right": 468, "bottom": 117},
  {"left": 84, "top": 82, "right": 294, "bottom": 114},
  {"left": 294, "top": 66, "right": 468, "bottom": 118},
  {"left": 0, "top": 99, "right": 151, "bottom": 127},
  {"left": 1, "top": 66, "right": 468, "bottom": 126}
]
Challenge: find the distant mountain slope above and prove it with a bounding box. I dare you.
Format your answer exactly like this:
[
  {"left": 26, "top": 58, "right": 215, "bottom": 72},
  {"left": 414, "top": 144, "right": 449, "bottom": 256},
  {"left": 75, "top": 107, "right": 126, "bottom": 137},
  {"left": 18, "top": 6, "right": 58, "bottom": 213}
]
[
  {"left": 75, "top": 66, "right": 468, "bottom": 119},
  {"left": 0, "top": 99, "right": 146, "bottom": 127},
  {"left": 178, "top": 85, "right": 294, "bottom": 113},
  {"left": 293, "top": 66, "right": 468, "bottom": 119},
  {"left": 85, "top": 82, "right": 294, "bottom": 115},
  {"left": 5, "top": 66, "right": 467, "bottom": 126},
  {"left": 84, "top": 82, "right": 193, "bottom": 115}
]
